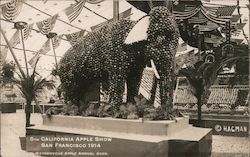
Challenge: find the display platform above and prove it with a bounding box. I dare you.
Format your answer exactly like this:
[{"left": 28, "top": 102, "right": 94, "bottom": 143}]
[{"left": 26, "top": 115, "right": 212, "bottom": 157}]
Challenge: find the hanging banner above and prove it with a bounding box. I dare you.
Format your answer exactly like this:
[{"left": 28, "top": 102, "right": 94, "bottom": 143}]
[
  {"left": 65, "top": 0, "right": 86, "bottom": 23},
  {"left": 52, "top": 35, "right": 62, "bottom": 49},
  {"left": 36, "top": 14, "right": 58, "bottom": 35},
  {"left": 91, "top": 8, "right": 132, "bottom": 31},
  {"left": 23, "top": 23, "right": 34, "bottom": 40},
  {"left": 1, "top": 0, "right": 24, "bottom": 21},
  {"left": 64, "top": 30, "right": 85, "bottom": 46}
]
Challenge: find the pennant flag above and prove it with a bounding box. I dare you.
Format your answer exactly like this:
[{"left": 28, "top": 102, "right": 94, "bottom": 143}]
[
  {"left": 38, "top": 39, "right": 51, "bottom": 55},
  {"left": 28, "top": 53, "right": 40, "bottom": 68},
  {"left": 23, "top": 23, "right": 34, "bottom": 40},
  {"left": 86, "top": 0, "right": 104, "bottom": 4},
  {"left": 36, "top": 14, "right": 58, "bottom": 35},
  {"left": 91, "top": 8, "right": 132, "bottom": 31},
  {"left": 64, "top": 30, "right": 85, "bottom": 46},
  {"left": 9, "top": 30, "right": 20, "bottom": 47},
  {"left": 65, "top": 0, "right": 86, "bottom": 23},
  {"left": 1, "top": 0, "right": 24, "bottom": 21},
  {"left": 52, "top": 35, "right": 62, "bottom": 49}
]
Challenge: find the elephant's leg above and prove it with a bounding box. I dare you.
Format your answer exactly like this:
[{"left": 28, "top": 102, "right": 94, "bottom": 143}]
[
  {"left": 126, "top": 67, "right": 144, "bottom": 103},
  {"left": 157, "top": 60, "right": 175, "bottom": 112},
  {"left": 109, "top": 73, "right": 126, "bottom": 115}
]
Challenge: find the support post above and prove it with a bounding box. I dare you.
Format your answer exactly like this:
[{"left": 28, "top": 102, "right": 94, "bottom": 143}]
[
  {"left": 113, "top": 0, "right": 119, "bottom": 21},
  {"left": 0, "top": 26, "right": 26, "bottom": 78}
]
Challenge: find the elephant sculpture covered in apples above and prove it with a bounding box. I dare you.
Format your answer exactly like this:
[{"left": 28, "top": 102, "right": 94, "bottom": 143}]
[{"left": 58, "top": 6, "right": 179, "bottom": 115}]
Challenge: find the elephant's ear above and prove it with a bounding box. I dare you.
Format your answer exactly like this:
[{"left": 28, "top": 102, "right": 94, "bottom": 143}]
[{"left": 125, "top": 16, "right": 150, "bottom": 44}]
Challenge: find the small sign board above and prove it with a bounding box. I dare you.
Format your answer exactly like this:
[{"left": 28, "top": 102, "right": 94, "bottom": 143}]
[{"left": 212, "top": 120, "right": 249, "bottom": 137}]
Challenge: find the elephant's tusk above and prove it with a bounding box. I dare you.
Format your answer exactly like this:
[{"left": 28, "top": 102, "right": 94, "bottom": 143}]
[{"left": 150, "top": 59, "right": 160, "bottom": 79}]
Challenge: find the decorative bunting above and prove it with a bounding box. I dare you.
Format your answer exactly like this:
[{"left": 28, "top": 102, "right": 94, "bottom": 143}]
[
  {"left": 36, "top": 14, "right": 58, "bottom": 35},
  {"left": 23, "top": 23, "right": 34, "bottom": 40},
  {"left": 91, "top": 8, "right": 132, "bottom": 31},
  {"left": 65, "top": 0, "right": 86, "bottom": 23},
  {"left": 52, "top": 35, "right": 62, "bottom": 49},
  {"left": 1, "top": 0, "right": 24, "bottom": 21},
  {"left": 64, "top": 30, "right": 85, "bottom": 46},
  {"left": 86, "top": 0, "right": 104, "bottom": 4}
]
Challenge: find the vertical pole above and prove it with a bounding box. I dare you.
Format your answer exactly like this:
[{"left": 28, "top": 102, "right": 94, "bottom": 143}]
[
  {"left": 113, "top": 0, "right": 119, "bottom": 21},
  {"left": 50, "top": 38, "right": 58, "bottom": 70},
  {"left": 20, "top": 29, "right": 29, "bottom": 76}
]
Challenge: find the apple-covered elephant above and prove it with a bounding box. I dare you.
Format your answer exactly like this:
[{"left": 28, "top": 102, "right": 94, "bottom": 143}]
[{"left": 58, "top": 6, "right": 179, "bottom": 114}]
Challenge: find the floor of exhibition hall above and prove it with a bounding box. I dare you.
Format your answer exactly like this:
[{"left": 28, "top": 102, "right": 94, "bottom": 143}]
[{"left": 0, "top": 110, "right": 249, "bottom": 157}]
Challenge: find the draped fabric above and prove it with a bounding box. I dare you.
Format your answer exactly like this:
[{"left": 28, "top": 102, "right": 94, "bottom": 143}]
[
  {"left": 173, "top": 5, "right": 236, "bottom": 26},
  {"left": 36, "top": 14, "right": 58, "bottom": 35},
  {"left": 1, "top": 0, "right": 24, "bottom": 21},
  {"left": 173, "top": 8, "right": 200, "bottom": 20},
  {"left": 64, "top": 30, "right": 85, "bottom": 46},
  {"left": 23, "top": 23, "right": 34, "bottom": 40},
  {"left": 86, "top": 0, "right": 104, "bottom": 4},
  {"left": 65, "top": 0, "right": 86, "bottom": 23}
]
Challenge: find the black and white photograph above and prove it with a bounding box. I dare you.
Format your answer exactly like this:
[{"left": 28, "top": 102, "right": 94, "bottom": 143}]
[{"left": 0, "top": 0, "right": 249, "bottom": 156}]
